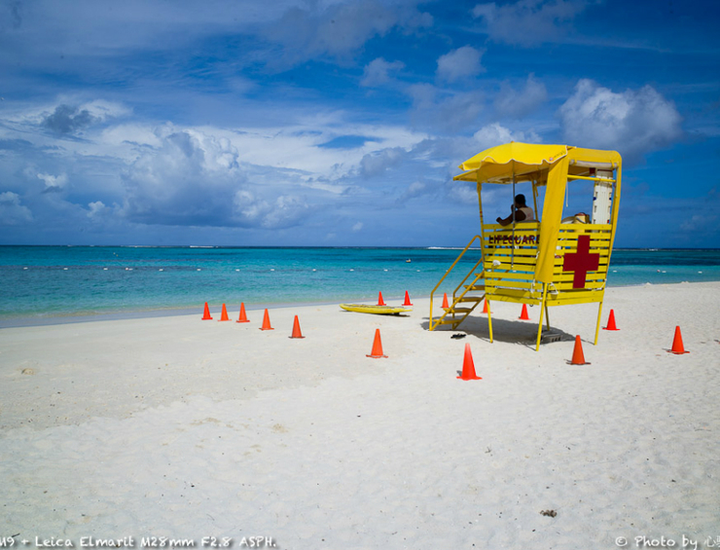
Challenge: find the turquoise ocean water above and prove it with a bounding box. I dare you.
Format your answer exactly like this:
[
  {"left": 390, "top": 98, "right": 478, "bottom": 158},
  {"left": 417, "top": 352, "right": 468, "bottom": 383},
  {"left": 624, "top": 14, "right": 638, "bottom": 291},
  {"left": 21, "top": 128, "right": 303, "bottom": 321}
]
[{"left": 2, "top": 246, "right": 720, "bottom": 326}]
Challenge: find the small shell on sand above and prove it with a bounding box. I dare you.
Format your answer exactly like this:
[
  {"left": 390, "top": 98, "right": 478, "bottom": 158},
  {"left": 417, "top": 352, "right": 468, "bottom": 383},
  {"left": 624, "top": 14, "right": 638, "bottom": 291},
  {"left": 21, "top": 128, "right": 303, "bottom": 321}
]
[{"left": 21, "top": 368, "right": 35, "bottom": 375}]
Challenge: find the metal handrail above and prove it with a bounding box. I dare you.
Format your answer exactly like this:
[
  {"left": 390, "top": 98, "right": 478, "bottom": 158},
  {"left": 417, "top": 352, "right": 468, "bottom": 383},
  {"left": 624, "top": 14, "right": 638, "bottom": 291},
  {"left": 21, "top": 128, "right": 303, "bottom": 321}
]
[
  {"left": 429, "top": 235, "right": 483, "bottom": 330},
  {"left": 452, "top": 256, "right": 485, "bottom": 303}
]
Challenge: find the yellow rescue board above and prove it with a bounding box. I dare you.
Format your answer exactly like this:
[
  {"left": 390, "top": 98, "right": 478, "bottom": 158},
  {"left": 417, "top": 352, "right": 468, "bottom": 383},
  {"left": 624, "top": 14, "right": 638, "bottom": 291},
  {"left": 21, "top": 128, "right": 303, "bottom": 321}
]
[{"left": 339, "top": 304, "right": 411, "bottom": 315}]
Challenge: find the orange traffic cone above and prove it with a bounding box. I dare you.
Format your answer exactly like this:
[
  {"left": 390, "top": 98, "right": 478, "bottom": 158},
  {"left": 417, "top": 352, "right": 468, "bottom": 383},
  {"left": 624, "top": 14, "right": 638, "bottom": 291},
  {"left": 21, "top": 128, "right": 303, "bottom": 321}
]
[
  {"left": 377, "top": 292, "right": 386, "bottom": 306},
  {"left": 569, "top": 335, "right": 590, "bottom": 365},
  {"left": 260, "top": 309, "right": 274, "bottom": 331},
  {"left": 457, "top": 343, "right": 482, "bottom": 380},
  {"left": 290, "top": 315, "right": 304, "bottom": 339},
  {"left": 219, "top": 303, "right": 230, "bottom": 321},
  {"left": 442, "top": 292, "right": 449, "bottom": 309},
  {"left": 482, "top": 298, "right": 491, "bottom": 314},
  {"left": 367, "top": 329, "right": 387, "bottom": 358},
  {"left": 603, "top": 309, "right": 619, "bottom": 331},
  {"left": 403, "top": 291, "right": 413, "bottom": 306},
  {"left": 202, "top": 302, "right": 213, "bottom": 320},
  {"left": 236, "top": 302, "right": 249, "bottom": 323},
  {"left": 519, "top": 304, "right": 530, "bottom": 320},
  {"left": 668, "top": 326, "right": 689, "bottom": 354}
]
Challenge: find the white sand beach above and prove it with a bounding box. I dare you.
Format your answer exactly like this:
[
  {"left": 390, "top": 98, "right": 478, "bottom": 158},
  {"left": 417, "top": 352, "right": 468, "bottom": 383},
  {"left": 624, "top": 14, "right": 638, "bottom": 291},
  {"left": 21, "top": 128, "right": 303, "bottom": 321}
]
[{"left": 2, "top": 282, "right": 719, "bottom": 549}]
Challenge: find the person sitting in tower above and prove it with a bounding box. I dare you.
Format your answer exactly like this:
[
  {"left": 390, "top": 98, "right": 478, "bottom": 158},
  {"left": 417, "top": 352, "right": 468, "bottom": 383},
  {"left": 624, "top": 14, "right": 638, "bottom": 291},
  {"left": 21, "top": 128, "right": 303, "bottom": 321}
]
[{"left": 496, "top": 194, "right": 535, "bottom": 226}]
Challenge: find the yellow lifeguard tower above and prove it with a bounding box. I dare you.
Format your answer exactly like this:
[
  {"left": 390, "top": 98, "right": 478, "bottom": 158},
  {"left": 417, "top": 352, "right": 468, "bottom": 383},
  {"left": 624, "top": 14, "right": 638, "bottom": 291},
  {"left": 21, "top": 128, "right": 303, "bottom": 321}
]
[{"left": 429, "top": 142, "right": 622, "bottom": 350}]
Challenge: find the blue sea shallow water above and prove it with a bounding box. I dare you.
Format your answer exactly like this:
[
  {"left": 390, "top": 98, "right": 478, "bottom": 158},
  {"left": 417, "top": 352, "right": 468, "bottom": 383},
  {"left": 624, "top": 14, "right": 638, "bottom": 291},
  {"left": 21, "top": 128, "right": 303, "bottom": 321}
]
[{"left": 2, "top": 246, "right": 720, "bottom": 326}]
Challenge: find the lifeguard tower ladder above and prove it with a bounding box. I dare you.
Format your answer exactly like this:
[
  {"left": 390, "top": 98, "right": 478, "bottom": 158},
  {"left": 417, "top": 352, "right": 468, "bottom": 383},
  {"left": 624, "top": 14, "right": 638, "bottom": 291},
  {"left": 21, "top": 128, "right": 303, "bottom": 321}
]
[{"left": 429, "top": 143, "right": 622, "bottom": 350}]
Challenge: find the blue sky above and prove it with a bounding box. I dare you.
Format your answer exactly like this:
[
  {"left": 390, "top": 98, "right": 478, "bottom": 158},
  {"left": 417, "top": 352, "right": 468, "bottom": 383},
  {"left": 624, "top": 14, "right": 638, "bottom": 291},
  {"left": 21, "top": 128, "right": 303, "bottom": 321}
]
[{"left": 0, "top": 0, "right": 718, "bottom": 247}]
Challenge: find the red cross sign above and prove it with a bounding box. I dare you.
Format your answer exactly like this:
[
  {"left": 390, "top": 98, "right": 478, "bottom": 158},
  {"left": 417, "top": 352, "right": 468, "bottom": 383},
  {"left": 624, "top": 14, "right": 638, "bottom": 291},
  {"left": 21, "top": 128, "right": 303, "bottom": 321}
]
[{"left": 563, "top": 235, "right": 600, "bottom": 289}]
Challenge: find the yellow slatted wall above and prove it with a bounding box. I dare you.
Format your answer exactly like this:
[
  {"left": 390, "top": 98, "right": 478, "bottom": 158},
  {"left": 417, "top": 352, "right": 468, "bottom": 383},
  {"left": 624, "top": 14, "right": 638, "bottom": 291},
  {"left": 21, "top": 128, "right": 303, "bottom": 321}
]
[
  {"left": 546, "top": 224, "right": 612, "bottom": 305},
  {"left": 482, "top": 223, "right": 543, "bottom": 304},
  {"left": 482, "top": 223, "right": 612, "bottom": 306}
]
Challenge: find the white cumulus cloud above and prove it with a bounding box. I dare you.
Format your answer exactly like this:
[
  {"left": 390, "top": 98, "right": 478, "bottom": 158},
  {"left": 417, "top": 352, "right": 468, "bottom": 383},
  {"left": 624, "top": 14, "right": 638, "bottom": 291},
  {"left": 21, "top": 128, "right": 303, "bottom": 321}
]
[
  {"left": 232, "top": 191, "right": 311, "bottom": 230},
  {"left": 494, "top": 74, "right": 548, "bottom": 118},
  {"left": 87, "top": 201, "right": 111, "bottom": 220},
  {"left": 436, "top": 46, "right": 485, "bottom": 82},
  {"left": 558, "top": 79, "right": 683, "bottom": 161},
  {"left": 472, "top": 123, "right": 541, "bottom": 151},
  {"left": 359, "top": 146, "right": 407, "bottom": 178},
  {"left": 41, "top": 100, "right": 130, "bottom": 135},
  {"left": 121, "top": 128, "right": 245, "bottom": 226},
  {"left": 361, "top": 58, "right": 405, "bottom": 87},
  {"left": 37, "top": 173, "right": 68, "bottom": 193},
  {"left": 0, "top": 191, "right": 33, "bottom": 225}
]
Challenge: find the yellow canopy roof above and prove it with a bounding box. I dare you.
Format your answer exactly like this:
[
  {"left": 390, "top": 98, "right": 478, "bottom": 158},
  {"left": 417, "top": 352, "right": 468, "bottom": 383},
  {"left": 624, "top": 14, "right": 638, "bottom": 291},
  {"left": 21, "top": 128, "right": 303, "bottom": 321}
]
[
  {"left": 454, "top": 142, "right": 620, "bottom": 184},
  {"left": 455, "top": 142, "right": 567, "bottom": 183}
]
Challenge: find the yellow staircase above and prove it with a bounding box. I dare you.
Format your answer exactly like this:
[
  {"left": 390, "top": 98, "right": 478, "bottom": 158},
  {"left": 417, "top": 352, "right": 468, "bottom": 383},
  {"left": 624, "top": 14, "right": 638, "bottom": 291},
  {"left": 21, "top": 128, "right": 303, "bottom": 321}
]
[{"left": 429, "top": 236, "right": 486, "bottom": 331}]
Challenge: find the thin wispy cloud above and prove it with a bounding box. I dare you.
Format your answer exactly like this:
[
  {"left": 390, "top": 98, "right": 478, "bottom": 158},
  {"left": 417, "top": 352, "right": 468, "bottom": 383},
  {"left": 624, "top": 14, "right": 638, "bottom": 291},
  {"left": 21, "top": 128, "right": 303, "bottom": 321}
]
[
  {"left": 472, "top": 0, "right": 595, "bottom": 46},
  {"left": 254, "top": 0, "right": 433, "bottom": 69}
]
